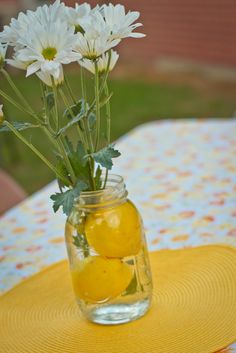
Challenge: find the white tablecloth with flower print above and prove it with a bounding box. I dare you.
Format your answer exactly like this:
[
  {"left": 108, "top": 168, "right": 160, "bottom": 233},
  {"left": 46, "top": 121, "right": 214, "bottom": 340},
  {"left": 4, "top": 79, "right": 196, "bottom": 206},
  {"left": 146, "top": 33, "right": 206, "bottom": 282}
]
[{"left": 1, "top": 119, "right": 236, "bottom": 352}]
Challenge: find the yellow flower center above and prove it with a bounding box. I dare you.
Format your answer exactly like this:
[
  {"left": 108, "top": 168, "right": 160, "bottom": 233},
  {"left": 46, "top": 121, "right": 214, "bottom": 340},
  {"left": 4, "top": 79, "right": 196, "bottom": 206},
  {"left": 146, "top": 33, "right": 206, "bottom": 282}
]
[
  {"left": 42, "top": 47, "right": 57, "bottom": 61},
  {"left": 84, "top": 53, "right": 98, "bottom": 60}
]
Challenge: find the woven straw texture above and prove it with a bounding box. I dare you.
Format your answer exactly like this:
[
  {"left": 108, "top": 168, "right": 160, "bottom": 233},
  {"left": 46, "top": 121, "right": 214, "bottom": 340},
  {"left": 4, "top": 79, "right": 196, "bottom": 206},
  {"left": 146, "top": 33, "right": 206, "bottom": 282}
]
[{"left": 1, "top": 245, "right": 236, "bottom": 353}]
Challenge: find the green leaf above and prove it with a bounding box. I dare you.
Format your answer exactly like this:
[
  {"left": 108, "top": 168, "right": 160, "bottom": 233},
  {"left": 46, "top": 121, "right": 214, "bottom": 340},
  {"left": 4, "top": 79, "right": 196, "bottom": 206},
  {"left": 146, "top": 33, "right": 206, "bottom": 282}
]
[
  {"left": 50, "top": 180, "right": 88, "bottom": 216},
  {"left": 88, "top": 145, "right": 121, "bottom": 170},
  {"left": 0, "top": 121, "right": 40, "bottom": 132},
  {"left": 73, "top": 235, "right": 82, "bottom": 248},
  {"left": 73, "top": 180, "right": 88, "bottom": 198},
  {"left": 88, "top": 112, "right": 96, "bottom": 131},
  {"left": 59, "top": 137, "right": 91, "bottom": 189},
  {"left": 76, "top": 141, "right": 87, "bottom": 166},
  {"left": 94, "top": 165, "right": 102, "bottom": 189},
  {"left": 50, "top": 189, "right": 74, "bottom": 215},
  {"left": 64, "top": 136, "right": 74, "bottom": 155},
  {"left": 63, "top": 99, "right": 87, "bottom": 120},
  {"left": 73, "top": 234, "right": 90, "bottom": 257},
  {"left": 59, "top": 99, "right": 88, "bottom": 135},
  {"left": 55, "top": 157, "right": 70, "bottom": 188},
  {"left": 63, "top": 104, "right": 78, "bottom": 120},
  {"left": 69, "top": 142, "right": 91, "bottom": 183},
  {"left": 45, "top": 92, "right": 55, "bottom": 111},
  {"left": 58, "top": 112, "right": 85, "bottom": 135}
]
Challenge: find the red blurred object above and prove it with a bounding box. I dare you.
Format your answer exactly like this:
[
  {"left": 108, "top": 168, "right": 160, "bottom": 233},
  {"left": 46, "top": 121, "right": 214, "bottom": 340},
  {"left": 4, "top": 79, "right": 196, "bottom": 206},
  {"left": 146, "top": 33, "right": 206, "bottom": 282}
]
[
  {"left": 0, "top": 169, "right": 27, "bottom": 215},
  {"left": 65, "top": 0, "right": 236, "bottom": 70},
  {"left": 1, "top": 0, "right": 236, "bottom": 70}
]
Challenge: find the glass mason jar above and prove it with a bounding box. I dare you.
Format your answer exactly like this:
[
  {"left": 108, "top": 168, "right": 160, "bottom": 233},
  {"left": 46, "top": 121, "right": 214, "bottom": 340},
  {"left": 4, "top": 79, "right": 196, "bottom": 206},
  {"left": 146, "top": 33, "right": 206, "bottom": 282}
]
[{"left": 65, "top": 175, "right": 153, "bottom": 325}]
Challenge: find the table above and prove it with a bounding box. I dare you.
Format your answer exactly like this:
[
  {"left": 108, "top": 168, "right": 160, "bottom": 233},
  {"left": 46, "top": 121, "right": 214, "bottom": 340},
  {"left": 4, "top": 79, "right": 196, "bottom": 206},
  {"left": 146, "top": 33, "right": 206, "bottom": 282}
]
[{"left": 1, "top": 119, "right": 236, "bottom": 352}]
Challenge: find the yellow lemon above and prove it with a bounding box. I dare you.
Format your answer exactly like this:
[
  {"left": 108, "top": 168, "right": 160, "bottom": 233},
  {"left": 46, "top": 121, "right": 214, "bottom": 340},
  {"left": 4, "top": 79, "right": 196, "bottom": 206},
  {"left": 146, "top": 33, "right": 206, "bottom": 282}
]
[
  {"left": 85, "top": 200, "right": 142, "bottom": 258},
  {"left": 71, "top": 256, "right": 133, "bottom": 303}
]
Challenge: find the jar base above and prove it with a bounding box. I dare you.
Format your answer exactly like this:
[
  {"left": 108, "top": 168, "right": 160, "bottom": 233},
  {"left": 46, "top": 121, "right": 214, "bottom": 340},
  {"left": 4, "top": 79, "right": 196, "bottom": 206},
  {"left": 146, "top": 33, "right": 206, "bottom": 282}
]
[{"left": 83, "top": 298, "right": 151, "bottom": 325}]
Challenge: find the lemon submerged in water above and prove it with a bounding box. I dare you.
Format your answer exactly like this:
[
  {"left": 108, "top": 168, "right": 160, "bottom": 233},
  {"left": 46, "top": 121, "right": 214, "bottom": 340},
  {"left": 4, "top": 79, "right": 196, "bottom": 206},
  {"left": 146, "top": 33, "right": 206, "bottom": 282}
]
[
  {"left": 71, "top": 256, "right": 133, "bottom": 303},
  {"left": 85, "top": 200, "right": 142, "bottom": 258}
]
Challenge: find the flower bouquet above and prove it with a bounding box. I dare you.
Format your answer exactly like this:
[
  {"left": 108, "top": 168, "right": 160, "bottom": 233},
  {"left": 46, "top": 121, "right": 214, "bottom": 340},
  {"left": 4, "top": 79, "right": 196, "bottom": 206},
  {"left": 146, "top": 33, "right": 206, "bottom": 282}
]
[{"left": 0, "top": 1, "right": 152, "bottom": 325}]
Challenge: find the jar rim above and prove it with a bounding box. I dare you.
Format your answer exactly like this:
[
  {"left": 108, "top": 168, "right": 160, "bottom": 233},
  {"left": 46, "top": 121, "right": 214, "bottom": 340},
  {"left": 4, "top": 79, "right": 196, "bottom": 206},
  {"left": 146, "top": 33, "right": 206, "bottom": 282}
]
[
  {"left": 75, "top": 174, "right": 127, "bottom": 210},
  {"left": 80, "top": 174, "right": 124, "bottom": 198}
]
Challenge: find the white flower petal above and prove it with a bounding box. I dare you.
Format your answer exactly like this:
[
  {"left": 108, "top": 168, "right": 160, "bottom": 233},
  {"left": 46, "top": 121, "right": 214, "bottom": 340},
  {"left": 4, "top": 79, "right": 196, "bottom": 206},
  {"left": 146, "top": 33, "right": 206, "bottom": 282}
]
[
  {"left": 36, "top": 65, "right": 64, "bottom": 87},
  {"left": 127, "top": 32, "right": 146, "bottom": 38},
  {"left": 7, "top": 58, "right": 28, "bottom": 70},
  {"left": 36, "top": 71, "right": 52, "bottom": 86},
  {"left": 66, "top": 2, "right": 91, "bottom": 29},
  {"left": 101, "top": 4, "right": 145, "bottom": 40},
  {"left": 26, "top": 61, "right": 41, "bottom": 76}
]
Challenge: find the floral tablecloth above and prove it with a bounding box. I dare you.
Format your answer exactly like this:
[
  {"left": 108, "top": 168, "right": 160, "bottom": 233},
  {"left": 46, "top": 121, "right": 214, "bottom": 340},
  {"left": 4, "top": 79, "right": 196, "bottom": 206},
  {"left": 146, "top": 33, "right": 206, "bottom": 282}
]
[{"left": 1, "top": 119, "right": 236, "bottom": 352}]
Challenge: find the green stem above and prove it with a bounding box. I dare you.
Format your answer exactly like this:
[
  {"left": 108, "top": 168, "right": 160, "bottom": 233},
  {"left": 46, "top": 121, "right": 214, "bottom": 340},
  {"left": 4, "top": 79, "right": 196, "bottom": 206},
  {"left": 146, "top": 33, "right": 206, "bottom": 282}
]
[
  {"left": 89, "top": 50, "right": 112, "bottom": 113},
  {"left": 1, "top": 69, "right": 42, "bottom": 123},
  {"left": 80, "top": 66, "right": 96, "bottom": 190},
  {"left": 85, "top": 118, "right": 94, "bottom": 152},
  {"left": 43, "top": 126, "right": 58, "bottom": 149},
  {"left": 58, "top": 136, "right": 76, "bottom": 184},
  {"left": 39, "top": 82, "right": 59, "bottom": 149},
  {"left": 59, "top": 88, "right": 85, "bottom": 143},
  {"left": 40, "top": 82, "right": 76, "bottom": 184},
  {"left": 0, "top": 89, "right": 34, "bottom": 117},
  {"left": 80, "top": 67, "right": 87, "bottom": 103},
  {"left": 103, "top": 81, "right": 111, "bottom": 189},
  {"left": 51, "top": 83, "right": 77, "bottom": 183},
  {"left": 88, "top": 157, "right": 96, "bottom": 190},
  {"left": 80, "top": 67, "right": 93, "bottom": 152},
  {"left": 4, "top": 120, "right": 70, "bottom": 186},
  {"left": 64, "top": 75, "right": 76, "bottom": 104},
  {"left": 94, "top": 61, "right": 100, "bottom": 151},
  {"left": 104, "top": 82, "right": 111, "bottom": 144},
  {"left": 52, "top": 80, "right": 60, "bottom": 132},
  {"left": 40, "top": 82, "right": 48, "bottom": 123}
]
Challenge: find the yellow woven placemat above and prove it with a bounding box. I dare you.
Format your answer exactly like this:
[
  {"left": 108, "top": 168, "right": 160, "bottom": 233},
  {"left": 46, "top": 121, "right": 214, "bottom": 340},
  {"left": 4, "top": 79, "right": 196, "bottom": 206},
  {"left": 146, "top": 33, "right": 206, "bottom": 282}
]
[{"left": 1, "top": 245, "right": 236, "bottom": 353}]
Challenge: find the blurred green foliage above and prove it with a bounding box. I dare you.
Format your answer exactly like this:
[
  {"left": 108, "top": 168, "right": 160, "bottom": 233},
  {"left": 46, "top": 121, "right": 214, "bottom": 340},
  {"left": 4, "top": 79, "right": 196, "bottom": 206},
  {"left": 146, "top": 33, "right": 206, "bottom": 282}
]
[{"left": 0, "top": 71, "right": 235, "bottom": 194}]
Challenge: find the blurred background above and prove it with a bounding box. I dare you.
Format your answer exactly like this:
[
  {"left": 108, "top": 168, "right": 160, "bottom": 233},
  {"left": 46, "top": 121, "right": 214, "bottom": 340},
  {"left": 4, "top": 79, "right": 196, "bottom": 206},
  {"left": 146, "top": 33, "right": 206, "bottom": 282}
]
[{"left": 0, "top": 0, "right": 236, "bottom": 203}]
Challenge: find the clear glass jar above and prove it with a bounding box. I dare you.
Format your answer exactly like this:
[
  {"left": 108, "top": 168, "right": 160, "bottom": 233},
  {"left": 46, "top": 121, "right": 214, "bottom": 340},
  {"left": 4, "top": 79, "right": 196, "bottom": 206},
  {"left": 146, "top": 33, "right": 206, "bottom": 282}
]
[{"left": 65, "top": 175, "right": 153, "bottom": 325}]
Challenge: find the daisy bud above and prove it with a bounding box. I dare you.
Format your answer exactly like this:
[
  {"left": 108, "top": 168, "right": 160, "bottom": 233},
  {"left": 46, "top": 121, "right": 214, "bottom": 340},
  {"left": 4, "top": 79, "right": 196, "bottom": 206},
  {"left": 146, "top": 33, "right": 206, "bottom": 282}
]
[
  {"left": 80, "top": 50, "right": 119, "bottom": 75},
  {"left": 0, "top": 43, "right": 7, "bottom": 69},
  {"left": 0, "top": 104, "right": 4, "bottom": 124}
]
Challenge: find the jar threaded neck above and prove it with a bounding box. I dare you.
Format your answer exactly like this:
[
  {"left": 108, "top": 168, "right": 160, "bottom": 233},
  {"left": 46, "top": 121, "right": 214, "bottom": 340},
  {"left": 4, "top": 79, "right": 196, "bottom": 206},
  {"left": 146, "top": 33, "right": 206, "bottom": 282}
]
[{"left": 75, "top": 174, "right": 128, "bottom": 210}]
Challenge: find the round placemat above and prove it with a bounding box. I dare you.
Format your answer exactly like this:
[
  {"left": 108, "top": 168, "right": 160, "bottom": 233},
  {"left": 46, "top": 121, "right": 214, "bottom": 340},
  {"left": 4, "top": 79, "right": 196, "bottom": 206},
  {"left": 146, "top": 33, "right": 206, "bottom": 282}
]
[{"left": 1, "top": 245, "right": 236, "bottom": 353}]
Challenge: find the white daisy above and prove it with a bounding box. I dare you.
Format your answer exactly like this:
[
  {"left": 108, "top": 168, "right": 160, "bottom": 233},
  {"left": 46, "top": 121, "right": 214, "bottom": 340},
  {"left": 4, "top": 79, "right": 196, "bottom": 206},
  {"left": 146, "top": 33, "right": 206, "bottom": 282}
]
[
  {"left": 16, "top": 20, "right": 81, "bottom": 81},
  {"left": 75, "top": 10, "right": 120, "bottom": 59},
  {"left": 0, "top": 0, "right": 66, "bottom": 49},
  {"left": 80, "top": 50, "right": 119, "bottom": 74},
  {"left": 0, "top": 43, "right": 7, "bottom": 66},
  {"left": 101, "top": 3, "right": 145, "bottom": 40},
  {"left": 7, "top": 54, "right": 63, "bottom": 87},
  {"left": 65, "top": 2, "right": 91, "bottom": 33}
]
